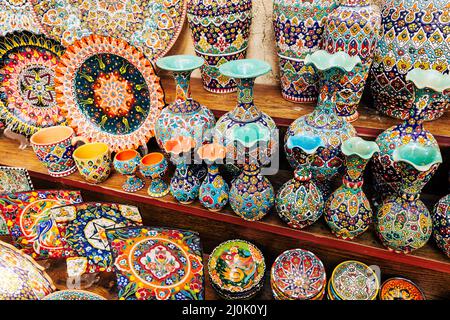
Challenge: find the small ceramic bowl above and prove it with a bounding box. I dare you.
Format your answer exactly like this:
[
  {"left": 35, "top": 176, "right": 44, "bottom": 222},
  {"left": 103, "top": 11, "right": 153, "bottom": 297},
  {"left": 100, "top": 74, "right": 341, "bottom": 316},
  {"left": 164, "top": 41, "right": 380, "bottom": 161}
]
[
  {"left": 113, "top": 149, "right": 144, "bottom": 193},
  {"left": 73, "top": 142, "right": 111, "bottom": 184},
  {"left": 379, "top": 277, "right": 425, "bottom": 300},
  {"left": 140, "top": 152, "right": 169, "bottom": 198}
]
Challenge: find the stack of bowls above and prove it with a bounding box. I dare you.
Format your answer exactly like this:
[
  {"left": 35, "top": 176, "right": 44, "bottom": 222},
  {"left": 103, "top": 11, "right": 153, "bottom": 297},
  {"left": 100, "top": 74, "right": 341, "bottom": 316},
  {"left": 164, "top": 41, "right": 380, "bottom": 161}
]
[
  {"left": 208, "top": 239, "right": 266, "bottom": 300},
  {"left": 327, "top": 260, "right": 379, "bottom": 300},
  {"left": 270, "top": 249, "right": 327, "bottom": 300}
]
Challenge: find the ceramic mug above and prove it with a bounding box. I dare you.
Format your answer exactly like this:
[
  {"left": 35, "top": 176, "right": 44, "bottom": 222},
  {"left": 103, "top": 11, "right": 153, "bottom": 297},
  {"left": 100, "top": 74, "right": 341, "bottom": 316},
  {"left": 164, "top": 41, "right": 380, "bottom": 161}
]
[
  {"left": 72, "top": 141, "right": 112, "bottom": 184},
  {"left": 30, "top": 126, "right": 77, "bottom": 177}
]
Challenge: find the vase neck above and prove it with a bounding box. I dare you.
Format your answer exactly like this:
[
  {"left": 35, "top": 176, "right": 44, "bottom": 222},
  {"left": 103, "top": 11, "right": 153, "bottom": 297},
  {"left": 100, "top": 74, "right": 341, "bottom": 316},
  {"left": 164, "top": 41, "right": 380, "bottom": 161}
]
[
  {"left": 294, "top": 166, "right": 312, "bottom": 182},
  {"left": 207, "top": 163, "right": 220, "bottom": 176},
  {"left": 408, "top": 88, "right": 434, "bottom": 125},
  {"left": 170, "top": 71, "right": 200, "bottom": 113},
  {"left": 341, "top": 0, "right": 370, "bottom": 6},
  {"left": 307, "top": 81, "right": 343, "bottom": 129},
  {"left": 242, "top": 163, "right": 261, "bottom": 176},
  {"left": 229, "top": 78, "right": 262, "bottom": 122},
  {"left": 397, "top": 162, "right": 439, "bottom": 200},
  {"left": 343, "top": 154, "right": 368, "bottom": 188}
]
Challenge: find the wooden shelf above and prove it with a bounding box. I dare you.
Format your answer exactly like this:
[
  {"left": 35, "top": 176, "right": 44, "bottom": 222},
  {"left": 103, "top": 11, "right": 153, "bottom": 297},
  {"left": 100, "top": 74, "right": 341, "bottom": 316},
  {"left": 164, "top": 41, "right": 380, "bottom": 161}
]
[
  {"left": 0, "top": 136, "right": 448, "bottom": 276},
  {"left": 160, "top": 77, "right": 450, "bottom": 147}
]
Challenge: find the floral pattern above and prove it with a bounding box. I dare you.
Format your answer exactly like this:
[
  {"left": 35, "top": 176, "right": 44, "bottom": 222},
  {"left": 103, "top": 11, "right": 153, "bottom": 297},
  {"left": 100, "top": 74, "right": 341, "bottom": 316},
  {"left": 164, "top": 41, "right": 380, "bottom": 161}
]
[
  {"left": 432, "top": 194, "right": 450, "bottom": 258},
  {"left": 380, "top": 278, "right": 425, "bottom": 300},
  {"left": 0, "top": 0, "right": 42, "bottom": 36},
  {"left": 43, "top": 289, "right": 106, "bottom": 300}
]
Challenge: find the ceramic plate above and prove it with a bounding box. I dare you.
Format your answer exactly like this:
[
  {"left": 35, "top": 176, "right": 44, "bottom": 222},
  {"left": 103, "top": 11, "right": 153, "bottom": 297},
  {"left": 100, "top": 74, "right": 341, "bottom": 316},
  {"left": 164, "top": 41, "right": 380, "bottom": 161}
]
[
  {"left": 0, "top": 31, "right": 66, "bottom": 136},
  {"left": 107, "top": 226, "right": 204, "bottom": 300},
  {"left": 0, "top": 240, "right": 55, "bottom": 299},
  {"left": 0, "top": 190, "right": 83, "bottom": 259},
  {"left": 49, "top": 202, "right": 142, "bottom": 273},
  {"left": 0, "top": 0, "right": 42, "bottom": 36},
  {"left": 55, "top": 35, "right": 164, "bottom": 152},
  {"left": 42, "top": 289, "right": 106, "bottom": 300},
  {"left": 31, "top": 0, "right": 186, "bottom": 61}
]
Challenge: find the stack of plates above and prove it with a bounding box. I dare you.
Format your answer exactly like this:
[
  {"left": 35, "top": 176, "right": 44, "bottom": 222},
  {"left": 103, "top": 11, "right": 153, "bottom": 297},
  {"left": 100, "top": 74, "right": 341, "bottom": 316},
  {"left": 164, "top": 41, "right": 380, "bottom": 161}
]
[
  {"left": 208, "top": 239, "right": 266, "bottom": 300},
  {"left": 270, "top": 249, "right": 326, "bottom": 300},
  {"left": 379, "top": 277, "right": 425, "bottom": 300},
  {"left": 327, "top": 260, "right": 379, "bottom": 300}
]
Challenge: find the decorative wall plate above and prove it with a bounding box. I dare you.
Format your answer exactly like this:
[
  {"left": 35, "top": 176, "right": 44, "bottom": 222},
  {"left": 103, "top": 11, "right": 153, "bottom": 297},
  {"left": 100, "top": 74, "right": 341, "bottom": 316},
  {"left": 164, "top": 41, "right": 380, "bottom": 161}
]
[
  {"left": 42, "top": 289, "right": 106, "bottom": 300},
  {"left": 55, "top": 35, "right": 164, "bottom": 152},
  {"left": 31, "top": 0, "right": 187, "bottom": 61},
  {"left": 0, "top": 0, "right": 42, "bottom": 36},
  {"left": 0, "top": 240, "right": 55, "bottom": 299},
  {"left": 0, "top": 190, "right": 83, "bottom": 259},
  {"left": 0, "top": 166, "right": 34, "bottom": 195},
  {"left": 0, "top": 31, "right": 66, "bottom": 136},
  {"left": 107, "top": 226, "right": 204, "bottom": 300},
  {"left": 49, "top": 202, "right": 142, "bottom": 273}
]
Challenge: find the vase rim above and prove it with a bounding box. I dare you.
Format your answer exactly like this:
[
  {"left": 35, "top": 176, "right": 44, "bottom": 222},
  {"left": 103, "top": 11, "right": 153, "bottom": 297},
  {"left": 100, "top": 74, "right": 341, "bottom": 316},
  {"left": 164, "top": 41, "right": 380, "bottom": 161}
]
[
  {"left": 286, "top": 134, "right": 324, "bottom": 154},
  {"left": 393, "top": 142, "right": 442, "bottom": 172},
  {"left": 406, "top": 68, "right": 450, "bottom": 93},
  {"left": 197, "top": 142, "right": 227, "bottom": 162},
  {"left": 230, "top": 122, "right": 270, "bottom": 148},
  {"left": 305, "top": 50, "right": 361, "bottom": 72},
  {"left": 219, "top": 59, "right": 271, "bottom": 79},
  {"left": 156, "top": 55, "right": 204, "bottom": 72},
  {"left": 341, "top": 137, "right": 379, "bottom": 159}
]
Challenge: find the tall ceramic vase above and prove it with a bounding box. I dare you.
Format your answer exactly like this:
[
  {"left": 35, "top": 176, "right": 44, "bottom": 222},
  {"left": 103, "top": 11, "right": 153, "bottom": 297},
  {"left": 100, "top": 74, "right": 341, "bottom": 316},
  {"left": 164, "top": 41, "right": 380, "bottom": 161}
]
[
  {"left": 276, "top": 134, "right": 325, "bottom": 229},
  {"left": 155, "top": 55, "right": 215, "bottom": 149},
  {"left": 324, "top": 137, "right": 379, "bottom": 239},
  {"left": 432, "top": 194, "right": 450, "bottom": 258},
  {"left": 376, "top": 143, "right": 442, "bottom": 253},
  {"left": 273, "top": 0, "right": 338, "bottom": 103},
  {"left": 370, "top": 0, "right": 450, "bottom": 121},
  {"left": 372, "top": 69, "right": 450, "bottom": 201},
  {"left": 186, "top": 0, "right": 252, "bottom": 93},
  {"left": 285, "top": 50, "right": 359, "bottom": 198},
  {"left": 323, "top": 0, "right": 381, "bottom": 122}
]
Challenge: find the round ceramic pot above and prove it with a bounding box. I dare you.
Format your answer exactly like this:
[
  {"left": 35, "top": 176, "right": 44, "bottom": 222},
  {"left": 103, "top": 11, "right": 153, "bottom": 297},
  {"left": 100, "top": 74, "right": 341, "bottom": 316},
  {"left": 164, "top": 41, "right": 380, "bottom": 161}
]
[
  {"left": 170, "top": 163, "right": 201, "bottom": 205},
  {"left": 187, "top": 0, "right": 252, "bottom": 93},
  {"left": 73, "top": 142, "right": 111, "bottom": 184},
  {"left": 113, "top": 149, "right": 144, "bottom": 193},
  {"left": 432, "top": 194, "right": 450, "bottom": 258},
  {"left": 323, "top": 0, "right": 381, "bottom": 122},
  {"left": 273, "top": 0, "right": 338, "bottom": 103},
  {"left": 140, "top": 152, "right": 169, "bottom": 198},
  {"left": 370, "top": 0, "right": 450, "bottom": 120}
]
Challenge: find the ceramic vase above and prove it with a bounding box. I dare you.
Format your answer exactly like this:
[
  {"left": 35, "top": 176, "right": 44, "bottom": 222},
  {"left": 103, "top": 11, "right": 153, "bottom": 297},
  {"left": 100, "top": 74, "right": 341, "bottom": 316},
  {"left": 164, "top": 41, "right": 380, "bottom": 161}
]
[
  {"left": 140, "top": 152, "right": 169, "bottom": 198},
  {"left": 324, "top": 137, "right": 379, "bottom": 239},
  {"left": 155, "top": 55, "right": 215, "bottom": 150},
  {"left": 376, "top": 143, "right": 442, "bottom": 253},
  {"left": 273, "top": 0, "right": 338, "bottom": 103},
  {"left": 370, "top": 0, "right": 450, "bottom": 121},
  {"left": 372, "top": 69, "right": 450, "bottom": 201},
  {"left": 285, "top": 50, "right": 359, "bottom": 198},
  {"left": 276, "top": 134, "right": 325, "bottom": 229},
  {"left": 432, "top": 194, "right": 450, "bottom": 257},
  {"left": 229, "top": 123, "right": 274, "bottom": 221},
  {"left": 197, "top": 143, "right": 229, "bottom": 211},
  {"left": 186, "top": 0, "right": 252, "bottom": 93},
  {"left": 323, "top": 0, "right": 381, "bottom": 122},
  {"left": 113, "top": 150, "right": 144, "bottom": 193}
]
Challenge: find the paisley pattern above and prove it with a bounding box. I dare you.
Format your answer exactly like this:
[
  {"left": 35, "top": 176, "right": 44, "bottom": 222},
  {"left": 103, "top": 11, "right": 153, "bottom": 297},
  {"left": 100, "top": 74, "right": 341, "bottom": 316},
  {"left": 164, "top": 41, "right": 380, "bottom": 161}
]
[
  {"left": 55, "top": 35, "right": 164, "bottom": 152},
  {"left": 0, "top": 0, "right": 42, "bottom": 36},
  {"left": 31, "top": 0, "right": 186, "bottom": 61},
  {"left": 107, "top": 226, "right": 204, "bottom": 300},
  {"left": 432, "top": 194, "right": 450, "bottom": 257},
  {"left": 0, "top": 32, "right": 65, "bottom": 136}
]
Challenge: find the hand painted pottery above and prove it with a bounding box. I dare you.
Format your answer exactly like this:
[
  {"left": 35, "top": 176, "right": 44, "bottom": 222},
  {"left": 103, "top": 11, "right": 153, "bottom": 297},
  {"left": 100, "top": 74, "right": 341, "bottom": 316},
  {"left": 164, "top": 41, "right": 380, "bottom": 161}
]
[
  {"left": 0, "top": 166, "right": 33, "bottom": 195},
  {"left": 229, "top": 123, "right": 275, "bottom": 221},
  {"left": 139, "top": 152, "right": 169, "bottom": 198},
  {"left": 285, "top": 51, "right": 359, "bottom": 198},
  {"left": 379, "top": 277, "right": 425, "bottom": 300},
  {"left": 31, "top": 0, "right": 186, "bottom": 61},
  {"left": 0, "top": 190, "right": 83, "bottom": 259},
  {"left": 42, "top": 289, "right": 106, "bottom": 300},
  {"left": 0, "top": 240, "right": 55, "bottom": 299},
  {"left": 372, "top": 69, "right": 450, "bottom": 200},
  {"left": 30, "top": 126, "right": 77, "bottom": 177},
  {"left": 73, "top": 142, "right": 111, "bottom": 184},
  {"left": 214, "top": 59, "right": 278, "bottom": 167},
  {"left": 329, "top": 260, "right": 379, "bottom": 300},
  {"left": 155, "top": 55, "right": 216, "bottom": 150},
  {"left": 165, "top": 136, "right": 201, "bottom": 205},
  {"left": 50, "top": 202, "right": 142, "bottom": 274},
  {"left": 273, "top": 0, "right": 338, "bottom": 103},
  {"left": 208, "top": 239, "right": 265, "bottom": 300},
  {"left": 197, "top": 143, "right": 229, "bottom": 212},
  {"left": 276, "top": 134, "right": 325, "bottom": 230},
  {"left": 323, "top": 0, "right": 381, "bottom": 122},
  {"left": 376, "top": 143, "right": 442, "bottom": 253},
  {"left": 324, "top": 137, "right": 379, "bottom": 239},
  {"left": 0, "top": 31, "right": 66, "bottom": 136},
  {"left": 270, "top": 249, "right": 326, "bottom": 300},
  {"left": 113, "top": 149, "right": 144, "bottom": 193},
  {"left": 370, "top": 0, "right": 450, "bottom": 121},
  {"left": 107, "top": 226, "right": 204, "bottom": 300},
  {"left": 186, "top": 0, "right": 252, "bottom": 93},
  {"left": 0, "top": 0, "right": 42, "bottom": 35},
  {"left": 432, "top": 194, "right": 450, "bottom": 257},
  {"left": 55, "top": 35, "right": 164, "bottom": 152}
]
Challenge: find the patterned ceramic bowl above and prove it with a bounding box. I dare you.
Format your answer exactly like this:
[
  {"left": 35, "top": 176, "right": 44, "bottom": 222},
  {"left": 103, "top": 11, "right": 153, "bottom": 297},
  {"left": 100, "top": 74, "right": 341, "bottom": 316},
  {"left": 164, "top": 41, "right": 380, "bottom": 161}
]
[
  {"left": 379, "top": 277, "right": 425, "bottom": 300},
  {"left": 42, "top": 289, "right": 106, "bottom": 300},
  {"left": 73, "top": 142, "right": 111, "bottom": 184}
]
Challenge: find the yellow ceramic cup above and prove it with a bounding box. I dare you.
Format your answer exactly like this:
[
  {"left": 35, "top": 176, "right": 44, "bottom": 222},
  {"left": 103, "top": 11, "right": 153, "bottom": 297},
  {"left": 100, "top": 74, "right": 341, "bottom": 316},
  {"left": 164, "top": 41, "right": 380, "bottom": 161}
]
[{"left": 73, "top": 141, "right": 111, "bottom": 184}]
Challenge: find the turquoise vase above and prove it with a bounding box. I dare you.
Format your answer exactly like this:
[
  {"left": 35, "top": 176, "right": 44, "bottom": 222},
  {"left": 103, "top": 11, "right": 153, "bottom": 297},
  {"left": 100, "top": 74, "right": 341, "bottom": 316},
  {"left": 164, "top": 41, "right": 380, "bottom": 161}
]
[
  {"left": 432, "top": 194, "right": 450, "bottom": 258},
  {"left": 285, "top": 50, "right": 359, "bottom": 198},
  {"left": 324, "top": 137, "right": 379, "bottom": 239},
  {"left": 376, "top": 143, "right": 442, "bottom": 253},
  {"left": 170, "top": 162, "right": 201, "bottom": 205},
  {"left": 276, "top": 134, "right": 325, "bottom": 229}
]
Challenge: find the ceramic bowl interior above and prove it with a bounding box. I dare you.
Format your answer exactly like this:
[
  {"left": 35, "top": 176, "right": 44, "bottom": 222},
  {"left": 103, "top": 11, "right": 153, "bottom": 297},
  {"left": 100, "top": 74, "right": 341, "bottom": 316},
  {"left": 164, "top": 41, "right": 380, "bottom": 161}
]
[
  {"left": 73, "top": 143, "right": 109, "bottom": 159},
  {"left": 393, "top": 142, "right": 442, "bottom": 171},
  {"left": 219, "top": 59, "right": 271, "bottom": 79},
  {"left": 156, "top": 55, "right": 204, "bottom": 72},
  {"left": 115, "top": 149, "right": 139, "bottom": 162},
  {"left": 30, "top": 126, "right": 73, "bottom": 145},
  {"left": 231, "top": 123, "right": 270, "bottom": 148},
  {"left": 406, "top": 68, "right": 450, "bottom": 93},
  {"left": 286, "top": 135, "right": 323, "bottom": 154},
  {"left": 304, "top": 50, "right": 361, "bottom": 72},
  {"left": 141, "top": 152, "right": 165, "bottom": 167},
  {"left": 341, "top": 137, "right": 379, "bottom": 159}
]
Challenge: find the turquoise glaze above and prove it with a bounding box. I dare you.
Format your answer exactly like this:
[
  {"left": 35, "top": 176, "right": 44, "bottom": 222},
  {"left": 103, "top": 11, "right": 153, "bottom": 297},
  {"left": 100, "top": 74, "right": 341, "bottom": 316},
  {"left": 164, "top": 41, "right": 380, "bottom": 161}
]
[
  {"left": 113, "top": 150, "right": 144, "bottom": 193},
  {"left": 139, "top": 153, "right": 169, "bottom": 198}
]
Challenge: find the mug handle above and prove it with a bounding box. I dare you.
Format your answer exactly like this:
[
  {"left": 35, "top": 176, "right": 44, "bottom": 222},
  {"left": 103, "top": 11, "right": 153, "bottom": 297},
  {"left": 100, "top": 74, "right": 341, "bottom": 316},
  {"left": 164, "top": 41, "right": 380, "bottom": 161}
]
[{"left": 72, "top": 136, "right": 90, "bottom": 147}]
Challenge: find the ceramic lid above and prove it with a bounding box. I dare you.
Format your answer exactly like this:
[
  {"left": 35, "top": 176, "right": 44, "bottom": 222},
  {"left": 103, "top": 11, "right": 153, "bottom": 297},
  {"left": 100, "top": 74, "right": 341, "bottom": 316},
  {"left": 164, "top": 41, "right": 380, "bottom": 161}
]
[{"left": 379, "top": 277, "right": 425, "bottom": 300}]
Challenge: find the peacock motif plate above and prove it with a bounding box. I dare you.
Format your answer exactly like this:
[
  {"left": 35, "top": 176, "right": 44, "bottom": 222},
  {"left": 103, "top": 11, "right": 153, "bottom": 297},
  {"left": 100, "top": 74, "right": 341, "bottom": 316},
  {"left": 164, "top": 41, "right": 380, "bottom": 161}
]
[
  {"left": 0, "top": 31, "right": 66, "bottom": 136},
  {"left": 42, "top": 289, "right": 106, "bottom": 300},
  {"left": 55, "top": 35, "right": 164, "bottom": 152},
  {"left": 0, "top": 0, "right": 42, "bottom": 36},
  {"left": 31, "top": 0, "right": 186, "bottom": 62},
  {"left": 107, "top": 226, "right": 204, "bottom": 300}
]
